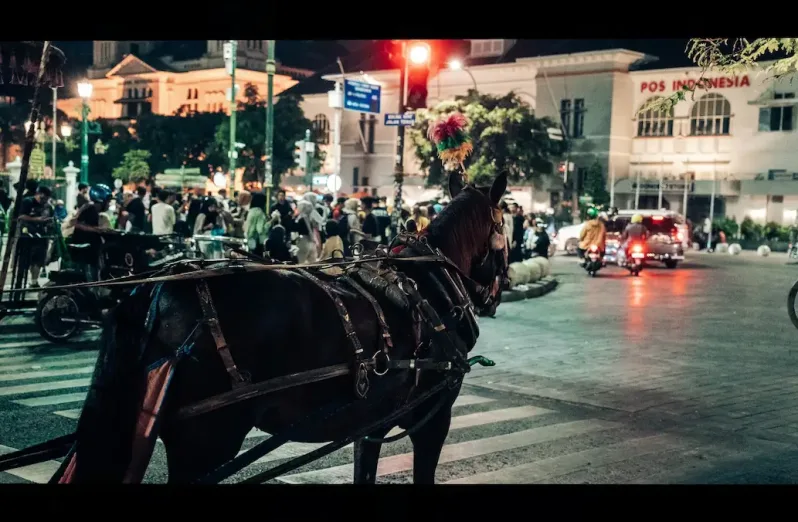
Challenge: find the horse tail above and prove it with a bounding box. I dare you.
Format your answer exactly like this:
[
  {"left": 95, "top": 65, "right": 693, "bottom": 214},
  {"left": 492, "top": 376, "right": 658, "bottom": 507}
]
[{"left": 56, "top": 284, "right": 161, "bottom": 483}]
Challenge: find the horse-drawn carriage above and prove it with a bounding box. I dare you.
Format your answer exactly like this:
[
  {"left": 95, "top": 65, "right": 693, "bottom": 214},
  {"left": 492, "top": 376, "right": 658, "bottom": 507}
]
[
  {"left": 1, "top": 84, "right": 511, "bottom": 483},
  {"left": 0, "top": 172, "right": 509, "bottom": 484}
]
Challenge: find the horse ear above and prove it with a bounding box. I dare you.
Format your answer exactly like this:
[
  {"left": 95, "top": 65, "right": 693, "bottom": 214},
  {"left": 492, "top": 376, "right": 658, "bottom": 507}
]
[
  {"left": 448, "top": 172, "right": 465, "bottom": 200},
  {"left": 489, "top": 172, "right": 508, "bottom": 206}
]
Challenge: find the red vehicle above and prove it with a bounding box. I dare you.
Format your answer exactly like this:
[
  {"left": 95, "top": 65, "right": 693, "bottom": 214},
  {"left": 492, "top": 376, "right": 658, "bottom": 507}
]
[{"left": 624, "top": 240, "right": 647, "bottom": 276}]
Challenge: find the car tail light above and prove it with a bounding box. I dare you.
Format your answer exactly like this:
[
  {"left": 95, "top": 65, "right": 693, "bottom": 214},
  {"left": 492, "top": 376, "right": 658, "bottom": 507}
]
[
  {"left": 671, "top": 227, "right": 682, "bottom": 242},
  {"left": 632, "top": 244, "right": 643, "bottom": 253},
  {"left": 652, "top": 216, "right": 664, "bottom": 221}
]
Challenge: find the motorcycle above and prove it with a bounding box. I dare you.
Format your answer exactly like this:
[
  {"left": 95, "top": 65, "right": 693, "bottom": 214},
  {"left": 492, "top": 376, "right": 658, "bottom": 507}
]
[
  {"left": 34, "top": 232, "right": 190, "bottom": 343},
  {"left": 618, "top": 240, "right": 646, "bottom": 276},
  {"left": 583, "top": 244, "right": 604, "bottom": 277}
]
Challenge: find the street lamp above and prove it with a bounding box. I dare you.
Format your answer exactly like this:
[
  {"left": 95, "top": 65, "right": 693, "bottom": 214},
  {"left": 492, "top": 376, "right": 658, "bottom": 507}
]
[
  {"left": 77, "top": 80, "right": 93, "bottom": 185},
  {"left": 60, "top": 124, "right": 72, "bottom": 138},
  {"left": 447, "top": 58, "right": 478, "bottom": 91}
]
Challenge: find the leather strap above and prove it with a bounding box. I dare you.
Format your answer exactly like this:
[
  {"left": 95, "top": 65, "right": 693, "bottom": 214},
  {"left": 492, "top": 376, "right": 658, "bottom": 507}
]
[
  {"left": 340, "top": 275, "right": 394, "bottom": 354},
  {"left": 195, "top": 279, "right": 249, "bottom": 388}
]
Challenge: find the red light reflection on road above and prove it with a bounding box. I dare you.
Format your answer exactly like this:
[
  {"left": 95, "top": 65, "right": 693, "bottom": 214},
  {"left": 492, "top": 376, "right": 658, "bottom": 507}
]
[{"left": 625, "top": 276, "right": 648, "bottom": 339}]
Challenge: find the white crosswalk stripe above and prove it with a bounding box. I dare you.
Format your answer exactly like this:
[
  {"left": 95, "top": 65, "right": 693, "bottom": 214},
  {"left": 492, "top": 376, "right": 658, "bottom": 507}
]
[
  {"left": 0, "top": 334, "right": 707, "bottom": 485},
  {"left": 0, "top": 332, "right": 100, "bottom": 413}
]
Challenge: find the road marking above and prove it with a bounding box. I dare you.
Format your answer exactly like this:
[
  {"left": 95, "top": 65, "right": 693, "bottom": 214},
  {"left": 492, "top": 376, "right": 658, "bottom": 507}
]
[
  {"left": 445, "top": 434, "right": 692, "bottom": 484},
  {"left": 242, "top": 394, "right": 499, "bottom": 440},
  {"left": 0, "top": 378, "right": 91, "bottom": 397},
  {"left": 0, "top": 366, "right": 95, "bottom": 383},
  {"left": 53, "top": 409, "right": 81, "bottom": 419},
  {"left": 0, "top": 445, "right": 61, "bottom": 483},
  {"left": 241, "top": 401, "right": 544, "bottom": 465},
  {"left": 0, "top": 356, "right": 97, "bottom": 373},
  {"left": 13, "top": 392, "right": 88, "bottom": 407},
  {"left": 278, "top": 419, "right": 619, "bottom": 484}
]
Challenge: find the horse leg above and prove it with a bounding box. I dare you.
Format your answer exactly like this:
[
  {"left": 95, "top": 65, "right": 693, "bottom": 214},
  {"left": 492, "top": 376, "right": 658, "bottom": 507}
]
[
  {"left": 353, "top": 426, "right": 391, "bottom": 484},
  {"left": 409, "top": 405, "right": 453, "bottom": 485},
  {"left": 160, "top": 414, "right": 251, "bottom": 484}
]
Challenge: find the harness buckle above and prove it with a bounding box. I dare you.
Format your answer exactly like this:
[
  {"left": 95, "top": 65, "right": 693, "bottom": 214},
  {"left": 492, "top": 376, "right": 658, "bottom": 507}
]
[{"left": 371, "top": 351, "right": 390, "bottom": 376}]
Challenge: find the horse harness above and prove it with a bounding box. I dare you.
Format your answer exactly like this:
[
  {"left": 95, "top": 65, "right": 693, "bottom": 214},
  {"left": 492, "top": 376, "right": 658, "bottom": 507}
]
[{"left": 186, "top": 233, "right": 490, "bottom": 406}]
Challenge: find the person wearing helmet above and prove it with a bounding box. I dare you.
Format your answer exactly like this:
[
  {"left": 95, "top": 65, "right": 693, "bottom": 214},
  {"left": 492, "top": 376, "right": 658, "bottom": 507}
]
[
  {"left": 621, "top": 213, "right": 648, "bottom": 243},
  {"left": 528, "top": 217, "right": 551, "bottom": 258},
  {"left": 67, "top": 184, "right": 113, "bottom": 282},
  {"left": 578, "top": 207, "right": 607, "bottom": 265}
]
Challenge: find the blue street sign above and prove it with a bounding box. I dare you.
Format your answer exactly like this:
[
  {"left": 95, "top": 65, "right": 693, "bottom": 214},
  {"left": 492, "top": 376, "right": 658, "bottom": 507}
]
[
  {"left": 384, "top": 113, "right": 416, "bottom": 126},
  {"left": 344, "top": 79, "right": 381, "bottom": 115}
]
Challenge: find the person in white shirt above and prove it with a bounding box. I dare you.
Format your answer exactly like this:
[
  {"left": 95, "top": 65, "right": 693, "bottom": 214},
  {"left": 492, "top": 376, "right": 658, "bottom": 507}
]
[{"left": 151, "top": 189, "right": 176, "bottom": 236}]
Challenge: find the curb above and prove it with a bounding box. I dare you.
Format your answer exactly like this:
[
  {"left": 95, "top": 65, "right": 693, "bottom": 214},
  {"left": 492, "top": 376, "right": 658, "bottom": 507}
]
[{"left": 501, "top": 277, "right": 558, "bottom": 303}]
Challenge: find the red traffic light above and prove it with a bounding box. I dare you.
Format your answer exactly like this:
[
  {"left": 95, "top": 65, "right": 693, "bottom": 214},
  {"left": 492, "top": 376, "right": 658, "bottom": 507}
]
[{"left": 409, "top": 42, "right": 431, "bottom": 65}]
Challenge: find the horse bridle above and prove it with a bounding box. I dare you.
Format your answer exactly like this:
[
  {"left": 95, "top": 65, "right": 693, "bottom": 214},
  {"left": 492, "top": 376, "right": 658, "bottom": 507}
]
[{"left": 458, "top": 186, "right": 509, "bottom": 313}]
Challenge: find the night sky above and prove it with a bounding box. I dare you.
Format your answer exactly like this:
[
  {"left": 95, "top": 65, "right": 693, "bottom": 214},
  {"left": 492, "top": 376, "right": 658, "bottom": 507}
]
[{"left": 49, "top": 39, "right": 694, "bottom": 94}]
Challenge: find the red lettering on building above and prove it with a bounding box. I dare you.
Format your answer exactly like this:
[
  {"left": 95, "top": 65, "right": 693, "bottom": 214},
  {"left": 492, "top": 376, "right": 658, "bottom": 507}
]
[{"left": 662, "top": 75, "right": 751, "bottom": 93}]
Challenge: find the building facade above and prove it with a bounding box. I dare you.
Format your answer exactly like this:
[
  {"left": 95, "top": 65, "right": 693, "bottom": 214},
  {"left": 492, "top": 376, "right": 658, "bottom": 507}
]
[
  {"left": 57, "top": 41, "right": 308, "bottom": 121},
  {"left": 298, "top": 43, "right": 797, "bottom": 224}
]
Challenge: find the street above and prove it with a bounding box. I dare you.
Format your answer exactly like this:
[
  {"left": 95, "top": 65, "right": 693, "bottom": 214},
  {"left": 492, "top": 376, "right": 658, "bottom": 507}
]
[{"left": 3, "top": 251, "right": 798, "bottom": 483}]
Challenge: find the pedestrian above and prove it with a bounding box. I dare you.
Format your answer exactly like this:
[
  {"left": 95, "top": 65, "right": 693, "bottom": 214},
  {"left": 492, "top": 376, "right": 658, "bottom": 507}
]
[
  {"left": 151, "top": 189, "right": 177, "bottom": 236},
  {"left": 18, "top": 185, "right": 53, "bottom": 288},
  {"left": 244, "top": 192, "right": 271, "bottom": 257},
  {"left": 293, "top": 199, "right": 320, "bottom": 264}
]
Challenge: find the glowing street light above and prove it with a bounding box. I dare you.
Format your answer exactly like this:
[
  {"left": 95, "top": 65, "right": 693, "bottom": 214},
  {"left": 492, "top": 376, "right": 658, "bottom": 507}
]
[
  {"left": 409, "top": 43, "right": 430, "bottom": 65},
  {"left": 77, "top": 80, "right": 93, "bottom": 184},
  {"left": 447, "top": 57, "right": 477, "bottom": 91},
  {"left": 60, "top": 124, "right": 72, "bottom": 138}
]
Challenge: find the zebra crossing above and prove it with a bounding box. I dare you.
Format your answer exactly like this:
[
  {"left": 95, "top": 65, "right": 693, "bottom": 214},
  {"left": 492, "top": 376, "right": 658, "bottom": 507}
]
[{"left": 0, "top": 329, "right": 774, "bottom": 484}]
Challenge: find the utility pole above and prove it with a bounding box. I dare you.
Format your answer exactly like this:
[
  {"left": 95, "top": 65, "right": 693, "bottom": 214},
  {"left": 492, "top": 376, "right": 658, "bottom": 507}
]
[
  {"left": 609, "top": 167, "right": 615, "bottom": 208},
  {"left": 708, "top": 162, "right": 717, "bottom": 252},
  {"left": 51, "top": 87, "right": 57, "bottom": 178},
  {"left": 225, "top": 40, "right": 238, "bottom": 180},
  {"left": 392, "top": 41, "right": 408, "bottom": 237},
  {"left": 634, "top": 171, "right": 641, "bottom": 210},
  {"left": 264, "top": 40, "right": 275, "bottom": 204}
]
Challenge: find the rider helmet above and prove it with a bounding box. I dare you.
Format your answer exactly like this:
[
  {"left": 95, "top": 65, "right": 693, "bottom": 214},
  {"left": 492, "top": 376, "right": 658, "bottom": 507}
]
[
  {"left": 89, "top": 184, "right": 113, "bottom": 204},
  {"left": 586, "top": 207, "right": 599, "bottom": 219}
]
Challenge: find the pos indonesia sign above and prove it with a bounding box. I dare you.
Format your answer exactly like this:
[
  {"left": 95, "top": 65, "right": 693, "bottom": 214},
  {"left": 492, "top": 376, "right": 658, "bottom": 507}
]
[{"left": 640, "top": 75, "right": 750, "bottom": 93}]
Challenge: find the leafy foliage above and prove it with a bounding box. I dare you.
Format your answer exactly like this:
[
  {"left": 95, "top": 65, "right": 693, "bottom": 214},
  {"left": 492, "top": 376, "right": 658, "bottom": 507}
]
[
  {"left": 135, "top": 111, "right": 226, "bottom": 175},
  {"left": 209, "top": 83, "right": 324, "bottom": 186},
  {"left": 642, "top": 38, "right": 798, "bottom": 114},
  {"left": 713, "top": 217, "right": 739, "bottom": 238},
  {"left": 582, "top": 161, "right": 610, "bottom": 206},
  {"left": 408, "top": 90, "right": 567, "bottom": 187},
  {"left": 112, "top": 150, "right": 151, "bottom": 184}
]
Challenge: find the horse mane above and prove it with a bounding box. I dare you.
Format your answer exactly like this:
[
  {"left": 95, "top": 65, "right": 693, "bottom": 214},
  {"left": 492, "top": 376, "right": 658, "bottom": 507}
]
[{"left": 425, "top": 187, "right": 493, "bottom": 274}]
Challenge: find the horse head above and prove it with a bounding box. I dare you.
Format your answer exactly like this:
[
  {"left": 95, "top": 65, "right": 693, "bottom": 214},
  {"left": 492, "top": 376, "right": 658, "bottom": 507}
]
[{"left": 425, "top": 171, "right": 509, "bottom": 316}]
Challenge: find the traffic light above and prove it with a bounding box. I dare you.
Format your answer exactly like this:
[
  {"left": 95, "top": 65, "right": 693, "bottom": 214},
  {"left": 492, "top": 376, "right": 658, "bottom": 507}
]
[
  {"left": 405, "top": 41, "right": 431, "bottom": 110},
  {"left": 294, "top": 140, "right": 306, "bottom": 169}
]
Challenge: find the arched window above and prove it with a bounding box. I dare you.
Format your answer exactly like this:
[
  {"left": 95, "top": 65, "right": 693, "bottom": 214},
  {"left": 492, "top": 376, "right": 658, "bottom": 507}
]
[
  {"left": 148, "top": 88, "right": 153, "bottom": 98},
  {"left": 187, "top": 88, "right": 193, "bottom": 100},
  {"left": 312, "top": 114, "right": 330, "bottom": 145},
  {"left": 193, "top": 88, "right": 199, "bottom": 99},
  {"left": 636, "top": 97, "right": 674, "bottom": 137},
  {"left": 690, "top": 93, "right": 731, "bottom": 136}
]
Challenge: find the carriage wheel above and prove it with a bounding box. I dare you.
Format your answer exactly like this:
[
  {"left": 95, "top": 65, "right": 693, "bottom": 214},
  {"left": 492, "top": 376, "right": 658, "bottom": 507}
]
[
  {"left": 35, "top": 289, "right": 80, "bottom": 343},
  {"left": 788, "top": 280, "right": 798, "bottom": 330}
]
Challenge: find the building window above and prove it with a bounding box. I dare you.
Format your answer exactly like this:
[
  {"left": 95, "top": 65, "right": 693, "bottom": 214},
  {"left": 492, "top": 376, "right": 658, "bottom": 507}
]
[
  {"left": 352, "top": 167, "right": 359, "bottom": 188},
  {"left": 689, "top": 93, "right": 731, "bottom": 136},
  {"left": 470, "top": 39, "right": 504, "bottom": 58},
  {"left": 362, "top": 176, "right": 370, "bottom": 188},
  {"left": 148, "top": 88, "right": 153, "bottom": 98},
  {"left": 359, "top": 114, "right": 376, "bottom": 153},
  {"left": 759, "top": 92, "right": 795, "bottom": 132},
  {"left": 312, "top": 114, "right": 330, "bottom": 145},
  {"left": 560, "top": 99, "right": 571, "bottom": 137},
  {"left": 772, "top": 195, "right": 785, "bottom": 203},
  {"left": 636, "top": 97, "right": 674, "bottom": 137},
  {"left": 573, "top": 99, "right": 585, "bottom": 138},
  {"left": 187, "top": 89, "right": 193, "bottom": 100}
]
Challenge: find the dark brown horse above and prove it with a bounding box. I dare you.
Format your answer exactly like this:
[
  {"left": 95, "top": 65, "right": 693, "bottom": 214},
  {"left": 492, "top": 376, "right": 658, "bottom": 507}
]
[{"left": 61, "top": 171, "right": 508, "bottom": 484}]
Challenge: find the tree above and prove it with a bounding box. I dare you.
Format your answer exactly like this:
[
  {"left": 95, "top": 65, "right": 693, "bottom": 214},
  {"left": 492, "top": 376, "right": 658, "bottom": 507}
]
[
  {"left": 408, "top": 90, "right": 566, "bottom": 187},
  {"left": 643, "top": 39, "right": 798, "bottom": 114},
  {"left": 208, "top": 83, "right": 325, "bottom": 186},
  {"left": 112, "top": 150, "right": 151, "bottom": 184},
  {"left": 583, "top": 161, "right": 610, "bottom": 206},
  {"left": 135, "top": 111, "right": 225, "bottom": 175}
]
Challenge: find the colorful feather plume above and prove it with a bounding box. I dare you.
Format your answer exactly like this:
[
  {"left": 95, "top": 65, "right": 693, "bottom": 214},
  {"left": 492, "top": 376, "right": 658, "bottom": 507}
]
[{"left": 427, "top": 113, "right": 473, "bottom": 173}]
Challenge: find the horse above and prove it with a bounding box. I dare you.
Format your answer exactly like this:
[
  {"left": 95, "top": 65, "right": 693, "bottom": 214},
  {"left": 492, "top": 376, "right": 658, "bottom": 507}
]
[{"left": 58, "top": 170, "right": 509, "bottom": 484}]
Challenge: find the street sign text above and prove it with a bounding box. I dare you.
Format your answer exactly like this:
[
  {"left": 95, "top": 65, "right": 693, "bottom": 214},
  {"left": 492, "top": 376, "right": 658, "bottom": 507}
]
[
  {"left": 344, "top": 79, "right": 381, "bottom": 115},
  {"left": 385, "top": 113, "right": 416, "bottom": 126}
]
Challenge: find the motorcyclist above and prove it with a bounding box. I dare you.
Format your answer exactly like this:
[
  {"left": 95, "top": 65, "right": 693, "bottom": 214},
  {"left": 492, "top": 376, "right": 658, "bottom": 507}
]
[
  {"left": 578, "top": 207, "right": 606, "bottom": 265},
  {"left": 619, "top": 213, "right": 648, "bottom": 263},
  {"left": 525, "top": 218, "right": 551, "bottom": 258}
]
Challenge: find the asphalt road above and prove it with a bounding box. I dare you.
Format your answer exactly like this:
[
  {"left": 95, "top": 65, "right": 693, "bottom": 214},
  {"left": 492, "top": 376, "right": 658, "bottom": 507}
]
[{"left": 3, "top": 251, "right": 798, "bottom": 484}]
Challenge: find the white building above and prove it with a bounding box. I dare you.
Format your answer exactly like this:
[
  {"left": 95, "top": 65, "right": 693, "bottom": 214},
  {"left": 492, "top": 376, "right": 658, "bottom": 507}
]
[{"left": 292, "top": 41, "right": 797, "bottom": 224}]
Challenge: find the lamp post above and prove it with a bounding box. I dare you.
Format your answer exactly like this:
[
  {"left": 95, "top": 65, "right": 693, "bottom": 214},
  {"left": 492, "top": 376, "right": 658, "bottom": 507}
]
[
  {"left": 77, "top": 80, "right": 93, "bottom": 185},
  {"left": 52, "top": 87, "right": 57, "bottom": 177},
  {"left": 447, "top": 59, "right": 478, "bottom": 92}
]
